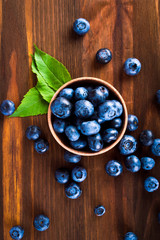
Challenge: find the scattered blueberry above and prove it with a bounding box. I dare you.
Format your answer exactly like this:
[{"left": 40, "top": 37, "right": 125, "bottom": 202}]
[
  {"left": 0, "top": 100, "right": 15, "bottom": 116},
  {"left": 9, "top": 226, "right": 24, "bottom": 240},
  {"left": 65, "top": 125, "right": 80, "bottom": 141},
  {"left": 65, "top": 182, "right": 82, "bottom": 199},
  {"left": 88, "top": 86, "right": 109, "bottom": 106},
  {"left": 151, "top": 139, "right": 160, "bottom": 156},
  {"left": 75, "top": 87, "right": 88, "bottom": 100},
  {"left": 141, "top": 157, "right": 155, "bottom": 170},
  {"left": 25, "top": 125, "right": 41, "bottom": 140},
  {"left": 75, "top": 100, "right": 94, "bottom": 118},
  {"left": 124, "top": 232, "right": 138, "bottom": 240},
  {"left": 127, "top": 114, "right": 138, "bottom": 131},
  {"left": 124, "top": 58, "right": 141, "bottom": 76},
  {"left": 53, "top": 119, "right": 66, "bottom": 133},
  {"left": 125, "top": 155, "right": 141, "bottom": 172},
  {"left": 71, "top": 166, "right": 87, "bottom": 182},
  {"left": 80, "top": 120, "right": 101, "bottom": 136},
  {"left": 139, "top": 130, "right": 154, "bottom": 146},
  {"left": 119, "top": 135, "right": 137, "bottom": 155},
  {"left": 73, "top": 18, "right": 90, "bottom": 35},
  {"left": 88, "top": 133, "right": 103, "bottom": 152},
  {"left": 59, "top": 88, "right": 74, "bottom": 100},
  {"left": 105, "top": 160, "right": 123, "bottom": 177},
  {"left": 70, "top": 138, "right": 87, "bottom": 149},
  {"left": 34, "top": 139, "right": 49, "bottom": 153},
  {"left": 33, "top": 214, "right": 50, "bottom": 231},
  {"left": 64, "top": 150, "right": 81, "bottom": 163},
  {"left": 51, "top": 97, "right": 72, "bottom": 119},
  {"left": 55, "top": 168, "right": 70, "bottom": 184},
  {"left": 111, "top": 118, "right": 122, "bottom": 128},
  {"left": 98, "top": 100, "right": 123, "bottom": 121},
  {"left": 94, "top": 205, "right": 106, "bottom": 216},
  {"left": 144, "top": 176, "right": 159, "bottom": 192},
  {"left": 96, "top": 48, "right": 112, "bottom": 64},
  {"left": 103, "top": 128, "right": 118, "bottom": 143},
  {"left": 156, "top": 90, "right": 160, "bottom": 104}
]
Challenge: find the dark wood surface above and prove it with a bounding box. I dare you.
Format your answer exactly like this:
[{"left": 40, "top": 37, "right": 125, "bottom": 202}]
[{"left": 0, "top": 0, "right": 160, "bottom": 239}]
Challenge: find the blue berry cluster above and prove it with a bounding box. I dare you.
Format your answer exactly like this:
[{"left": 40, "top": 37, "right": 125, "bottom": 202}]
[
  {"left": 25, "top": 125, "right": 49, "bottom": 153},
  {"left": 51, "top": 84, "right": 124, "bottom": 152},
  {"left": 55, "top": 150, "right": 87, "bottom": 199}
]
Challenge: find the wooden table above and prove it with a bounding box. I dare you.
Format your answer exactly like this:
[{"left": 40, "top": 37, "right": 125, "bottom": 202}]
[{"left": 0, "top": 0, "right": 160, "bottom": 239}]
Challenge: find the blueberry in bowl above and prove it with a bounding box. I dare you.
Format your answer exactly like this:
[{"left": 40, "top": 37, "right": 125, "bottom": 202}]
[{"left": 48, "top": 77, "right": 128, "bottom": 156}]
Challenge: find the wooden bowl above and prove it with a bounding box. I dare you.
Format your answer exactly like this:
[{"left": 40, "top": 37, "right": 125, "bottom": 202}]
[{"left": 48, "top": 77, "right": 128, "bottom": 156}]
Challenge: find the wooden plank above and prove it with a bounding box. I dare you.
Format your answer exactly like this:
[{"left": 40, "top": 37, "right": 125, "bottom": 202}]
[{"left": 0, "top": 0, "right": 160, "bottom": 239}]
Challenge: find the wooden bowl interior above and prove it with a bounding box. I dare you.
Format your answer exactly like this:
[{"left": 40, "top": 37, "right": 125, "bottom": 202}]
[{"left": 48, "top": 77, "right": 128, "bottom": 156}]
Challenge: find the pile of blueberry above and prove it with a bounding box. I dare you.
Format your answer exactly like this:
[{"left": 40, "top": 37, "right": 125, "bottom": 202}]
[
  {"left": 51, "top": 84, "right": 124, "bottom": 152},
  {"left": 25, "top": 125, "right": 49, "bottom": 153}
]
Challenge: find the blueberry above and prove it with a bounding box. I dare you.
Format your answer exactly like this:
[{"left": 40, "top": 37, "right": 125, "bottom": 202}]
[
  {"left": 141, "top": 157, "right": 155, "bottom": 170},
  {"left": 65, "top": 125, "right": 80, "bottom": 141},
  {"left": 96, "top": 48, "right": 112, "bottom": 64},
  {"left": 75, "top": 118, "right": 84, "bottom": 130},
  {"left": 75, "top": 100, "right": 94, "bottom": 118},
  {"left": 119, "top": 135, "right": 137, "bottom": 155},
  {"left": 33, "top": 214, "right": 50, "bottom": 231},
  {"left": 55, "top": 168, "right": 70, "bottom": 184},
  {"left": 144, "top": 176, "right": 159, "bottom": 192},
  {"left": 111, "top": 118, "right": 122, "bottom": 128},
  {"left": 70, "top": 138, "right": 87, "bottom": 149},
  {"left": 105, "top": 160, "right": 123, "bottom": 177},
  {"left": 53, "top": 119, "right": 66, "bottom": 133},
  {"left": 80, "top": 120, "right": 101, "bottom": 136},
  {"left": 125, "top": 155, "right": 141, "bottom": 172},
  {"left": 73, "top": 18, "right": 90, "bottom": 35},
  {"left": 88, "top": 86, "right": 109, "bottom": 107},
  {"left": 71, "top": 166, "right": 87, "bottom": 182},
  {"left": 85, "top": 86, "right": 93, "bottom": 92},
  {"left": 75, "top": 87, "right": 88, "bottom": 100},
  {"left": 9, "top": 226, "right": 24, "bottom": 240},
  {"left": 127, "top": 114, "right": 138, "bottom": 131},
  {"left": 34, "top": 139, "right": 49, "bottom": 153},
  {"left": 59, "top": 88, "right": 74, "bottom": 100},
  {"left": 139, "top": 130, "right": 154, "bottom": 146},
  {"left": 25, "top": 125, "right": 41, "bottom": 140},
  {"left": 98, "top": 100, "right": 123, "bottom": 121},
  {"left": 94, "top": 205, "right": 106, "bottom": 216},
  {"left": 65, "top": 182, "right": 82, "bottom": 199},
  {"left": 64, "top": 150, "right": 81, "bottom": 163},
  {"left": 151, "top": 139, "right": 160, "bottom": 156},
  {"left": 124, "top": 232, "right": 138, "bottom": 240},
  {"left": 88, "top": 133, "right": 103, "bottom": 152},
  {"left": 156, "top": 90, "right": 160, "bottom": 104},
  {"left": 90, "top": 111, "right": 106, "bottom": 124},
  {"left": 103, "top": 128, "right": 118, "bottom": 143},
  {"left": 124, "top": 58, "right": 141, "bottom": 76},
  {"left": 0, "top": 100, "right": 15, "bottom": 116},
  {"left": 51, "top": 97, "right": 72, "bottom": 119}
]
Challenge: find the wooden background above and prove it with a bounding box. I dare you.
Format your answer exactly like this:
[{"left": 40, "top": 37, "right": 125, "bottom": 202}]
[{"left": 0, "top": 0, "right": 160, "bottom": 239}]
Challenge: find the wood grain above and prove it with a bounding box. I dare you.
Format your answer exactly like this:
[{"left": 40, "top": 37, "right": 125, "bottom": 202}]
[{"left": 0, "top": 0, "right": 160, "bottom": 239}]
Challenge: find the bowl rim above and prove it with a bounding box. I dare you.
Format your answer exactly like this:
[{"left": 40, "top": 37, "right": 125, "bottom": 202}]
[{"left": 47, "top": 77, "right": 128, "bottom": 156}]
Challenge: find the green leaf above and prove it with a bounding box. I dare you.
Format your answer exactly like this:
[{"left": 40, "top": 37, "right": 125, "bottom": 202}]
[
  {"left": 10, "top": 87, "right": 49, "bottom": 117},
  {"left": 31, "top": 55, "right": 55, "bottom": 102},
  {"left": 34, "top": 45, "right": 71, "bottom": 90},
  {"left": 36, "top": 74, "right": 55, "bottom": 103}
]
